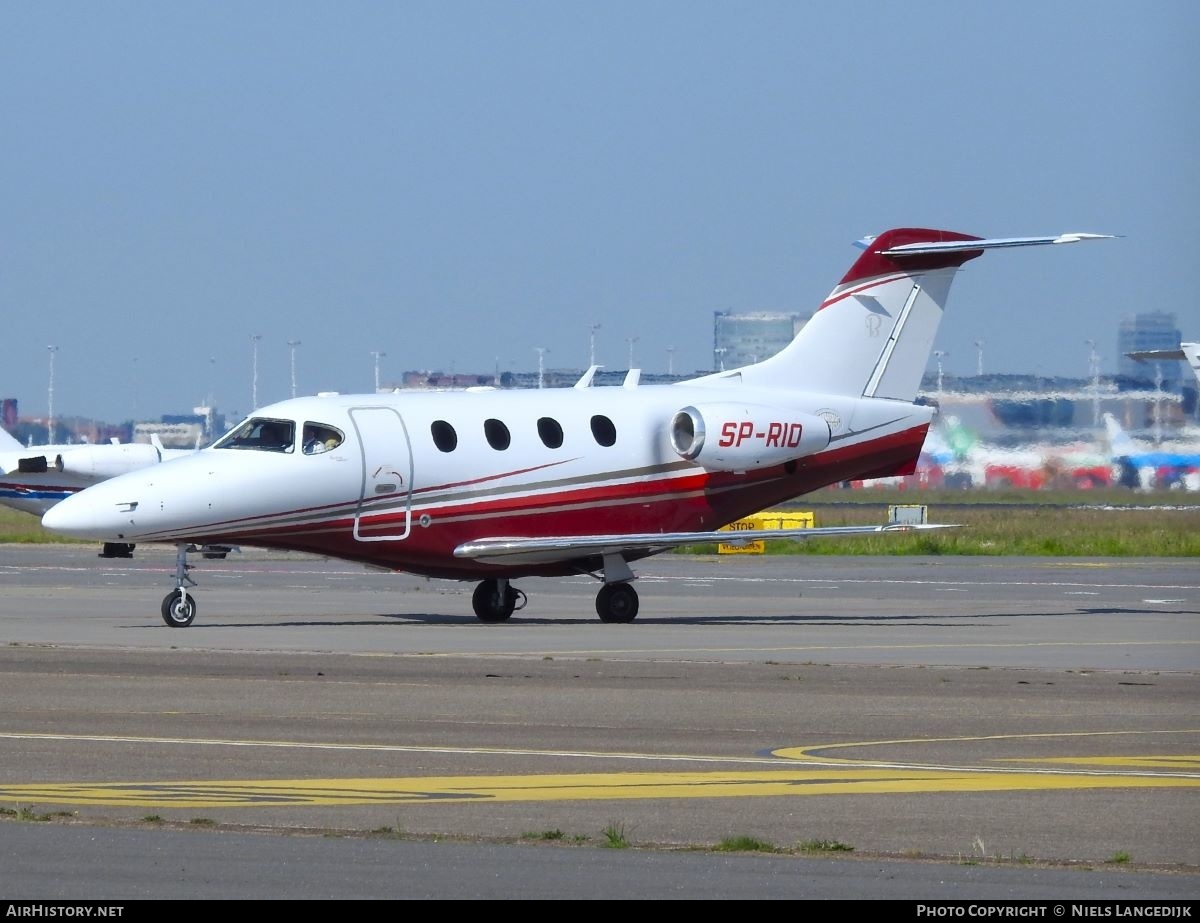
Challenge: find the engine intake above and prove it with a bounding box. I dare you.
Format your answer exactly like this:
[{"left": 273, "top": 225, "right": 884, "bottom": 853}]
[{"left": 670, "top": 403, "right": 831, "bottom": 471}]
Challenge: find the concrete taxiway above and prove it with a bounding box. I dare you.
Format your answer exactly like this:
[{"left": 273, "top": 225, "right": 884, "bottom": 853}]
[{"left": 0, "top": 544, "right": 1197, "bottom": 897}]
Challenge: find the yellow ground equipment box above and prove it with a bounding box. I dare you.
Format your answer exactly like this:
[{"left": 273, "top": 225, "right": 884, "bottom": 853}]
[
  {"left": 888, "top": 504, "right": 928, "bottom": 525},
  {"left": 717, "top": 510, "right": 815, "bottom": 554}
]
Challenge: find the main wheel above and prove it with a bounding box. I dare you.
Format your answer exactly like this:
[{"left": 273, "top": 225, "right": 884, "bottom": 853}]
[
  {"left": 596, "top": 583, "right": 639, "bottom": 623},
  {"left": 472, "top": 579, "right": 517, "bottom": 623},
  {"left": 161, "top": 589, "right": 197, "bottom": 628}
]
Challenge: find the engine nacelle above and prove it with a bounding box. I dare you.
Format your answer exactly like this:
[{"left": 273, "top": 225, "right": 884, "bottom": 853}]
[
  {"left": 55, "top": 444, "right": 163, "bottom": 479},
  {"left": 670, "top": 403, "right": 832, "bottom": 471}
]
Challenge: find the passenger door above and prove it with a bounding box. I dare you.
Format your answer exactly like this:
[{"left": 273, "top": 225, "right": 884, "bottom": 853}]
[{"left": 349, "top": 406, "right": 413, "bottom": 542}]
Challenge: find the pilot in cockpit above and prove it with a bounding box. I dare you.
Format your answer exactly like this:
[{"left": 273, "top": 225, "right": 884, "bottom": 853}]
[
  {"left": 303, "top": 424, "right": 342, "bottom": 455},
  {"left": 258, "top": 421, "right": 292, "bottom": 451}
]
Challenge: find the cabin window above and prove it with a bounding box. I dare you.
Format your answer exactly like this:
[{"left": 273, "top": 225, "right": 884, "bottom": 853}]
[
  {"left": 302, "top": 423, "right": 344, "bottom": 455},
  {"left": 431, "top": 420, "right": 458, "bottom": 453},
  {"left": 484, "top": 418, "right": 511, "bottom": 451},
  {"left": 590, "top": 414, "right": 616, "bottom": 447},
  {"left": 537, "top": 417, "right": 564, "bottom": 449},
  {"left": 213, "top": 418, "right": 295, "bottom": 453}
]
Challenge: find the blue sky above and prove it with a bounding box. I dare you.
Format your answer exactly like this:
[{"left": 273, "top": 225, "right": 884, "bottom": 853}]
[{"left": 2, "top": 1, "right": 1195, "bottom": 424}]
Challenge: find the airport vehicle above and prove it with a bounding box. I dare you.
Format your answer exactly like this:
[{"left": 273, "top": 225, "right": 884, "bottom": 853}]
[
  {"left": 41, "top": 228, "right": 1114, "bottom": 625},
  {"left": 0, "top": 429, "right": 193, "bottom": 557}
]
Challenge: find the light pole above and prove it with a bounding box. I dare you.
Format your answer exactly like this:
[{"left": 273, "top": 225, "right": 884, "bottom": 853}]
[
  {"left": 1153, "top": 364, "right": 1164, "bottom": 445},
  {"left": 535, "top": 347, "right": 548, "bottom": 389},
  {"left": 714, "top": 347, "right": 727, "bottom": 371},
  {"left": 1086, "top": 339, "right": 1101, "bottom": 426},
  {"left": 625, "top": 336, "right": 639, "bottom": 370},
  {"left": 46, "top": 345, "right": 58, "bottom": 443},
  {"left": 974, "top": 339, "right": 984, "bottom": 377},
  {"left": 588, "top": 323, "right": 602, "bottom": 367},
  {"left": 250, "top": 334, "right": 262, "bottom": 409},
  {"left": 206, "top": 356, "right": 217, "bottom": 438},
  {"left": 287, "top": 339, "right": 301, "bottom": 399},
  {"left": 933, "top": 350, "right": 948, "bottom": 395},
  {"left": 371, "top": 351, "right": 386, "bottom": 392}
]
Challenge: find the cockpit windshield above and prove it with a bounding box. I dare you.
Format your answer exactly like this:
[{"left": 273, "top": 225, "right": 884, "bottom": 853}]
[
  {"left": 212, "top": 418, "right": 344, "bottom": 455},
  {"left": 213, "top": 418, "right": 296, "bottom": 453}
]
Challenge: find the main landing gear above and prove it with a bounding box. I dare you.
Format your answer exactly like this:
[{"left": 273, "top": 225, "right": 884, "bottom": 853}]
[
  {"left": 469, "top": 553, "right": 641, "bottom": 624},
  {"left": 595, "top": 582, "right": 639, "bottom": 623},
  {"left": 592, "top": 552, "right": 639, "bottom": 623},
  {"left": 471, "top": 578, "right": 528, "bottom": 623},
  {"left": 469, "top": 577, "right": 640, "bottom": 624}
]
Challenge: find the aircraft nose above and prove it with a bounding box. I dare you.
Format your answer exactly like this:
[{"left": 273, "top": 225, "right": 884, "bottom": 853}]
[
  {"left": 41, "top": 496, "right": 81, "bottom": 535},
  {"left": 42, "top": 489, "right": 131, "bottom": 539}
]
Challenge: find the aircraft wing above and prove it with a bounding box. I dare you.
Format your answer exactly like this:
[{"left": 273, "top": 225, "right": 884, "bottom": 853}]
[
  {"left": 454, "top": 523, "right": 957, "bottom": 567},
  {"left": 1126, "top": 348, "right": 1186, "bottom": 362}
]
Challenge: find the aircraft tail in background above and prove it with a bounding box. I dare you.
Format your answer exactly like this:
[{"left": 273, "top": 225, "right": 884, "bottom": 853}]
[
  {"left": 1102, "top": 412, "right": 1139, "bottom": 459},
  {"left": 1102, "top": 411, "right": 1200, "bottom": 491},
  {"left": 0, "top": 428, "right": 24, "bottom": 452}
]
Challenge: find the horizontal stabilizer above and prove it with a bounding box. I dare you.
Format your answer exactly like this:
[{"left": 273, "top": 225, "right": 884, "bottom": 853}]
[{"left": 879, "top": 233, "right": 1118, "bottom": 257}]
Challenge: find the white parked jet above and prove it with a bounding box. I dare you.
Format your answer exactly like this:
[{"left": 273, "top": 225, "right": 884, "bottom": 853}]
[
  {"left": 42, "top": 228, "right": 1114, "bottom": 625},
  {"left": 0, "top": 428, "right": 194, "bottom": 557}
]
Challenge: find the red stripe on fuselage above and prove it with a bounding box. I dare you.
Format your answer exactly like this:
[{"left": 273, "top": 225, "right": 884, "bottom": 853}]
[{"left": 163, "top": 423, "right": 929, "bottom": 579}]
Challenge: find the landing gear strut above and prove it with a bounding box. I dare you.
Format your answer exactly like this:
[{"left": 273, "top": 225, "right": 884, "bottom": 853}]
[
  {"left": 471, "top": 578, "right": 527, "bottom": 623},
  {"left": 160, "top": 543, "right": 198, "bottom": 627}
]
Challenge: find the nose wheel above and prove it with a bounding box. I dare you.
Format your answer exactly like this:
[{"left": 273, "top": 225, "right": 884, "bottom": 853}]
[
  {"left": 161, "top": 588, "right": 198, "bottom": 627},
  {"left": 160, "top": 543, "right": 199, "bottom": 627}
]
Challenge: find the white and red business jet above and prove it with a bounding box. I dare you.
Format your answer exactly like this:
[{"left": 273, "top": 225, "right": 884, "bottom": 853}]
[{"left": 42, "top": 228, "right": 1113, "bottom": 626}]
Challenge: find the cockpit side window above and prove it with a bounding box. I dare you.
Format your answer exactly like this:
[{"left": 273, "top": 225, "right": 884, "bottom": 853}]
[
  {"left": 214, "top": 418, "right": 296, "bottom": 453},
  {"left": 302, "top": 422, "right": 344, "bottom": 455}
]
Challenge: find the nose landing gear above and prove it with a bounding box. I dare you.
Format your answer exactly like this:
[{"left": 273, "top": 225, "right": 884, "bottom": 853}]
[{"left": 160, "top": 543, "right": 198, "bottom": 627}]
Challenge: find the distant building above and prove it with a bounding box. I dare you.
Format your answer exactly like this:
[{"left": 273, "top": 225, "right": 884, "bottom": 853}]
[
  {"left": 400, "top": 370, "right": 506, "bottom": 390},
  {"left": 713, "top": 311, "right": 809, "bottom": 371},
  {"left": 136, "top": 420, "right": 206, "bottom": 448}
]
